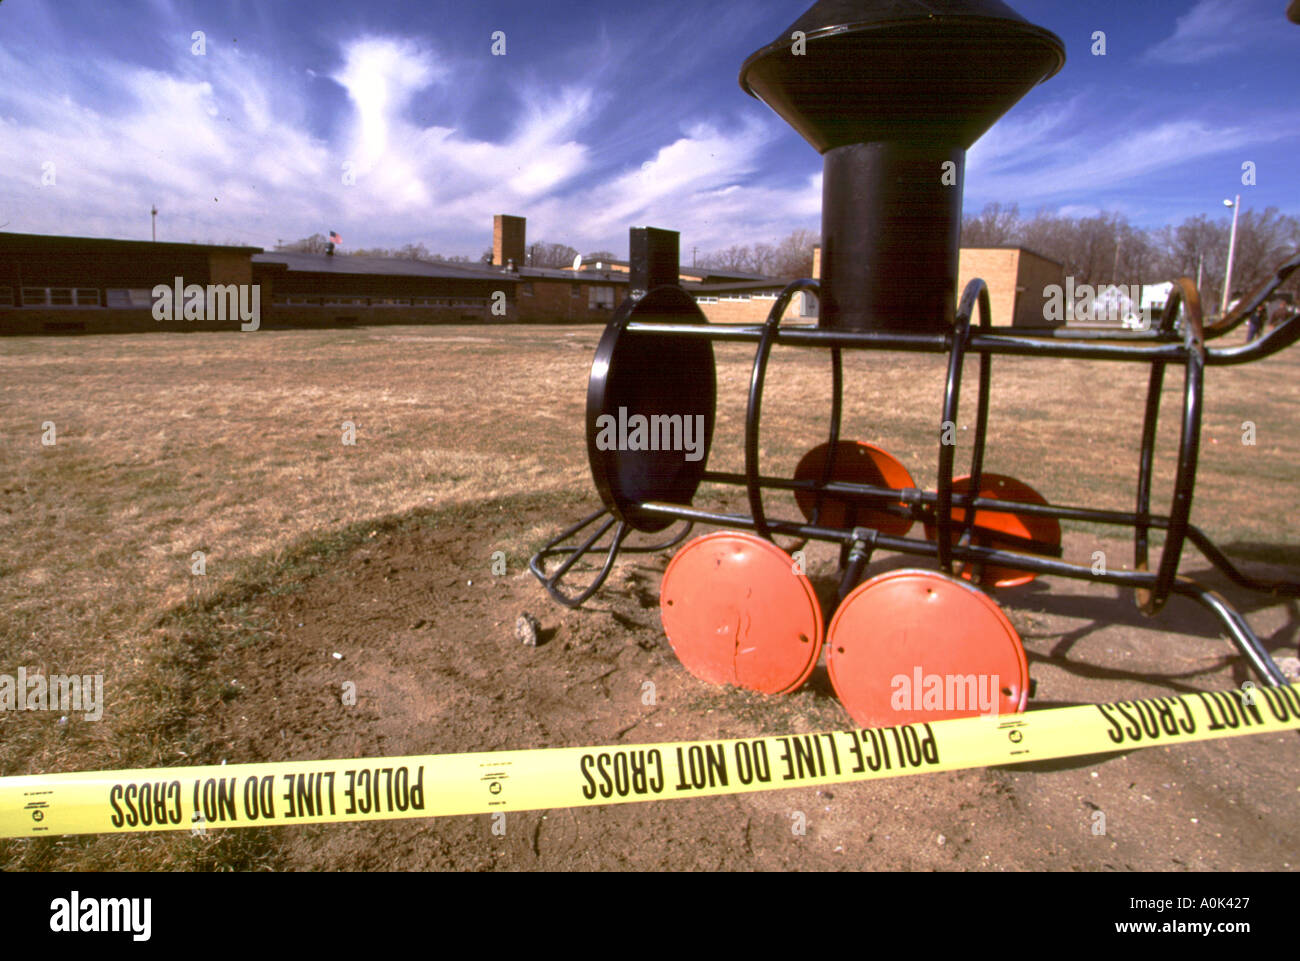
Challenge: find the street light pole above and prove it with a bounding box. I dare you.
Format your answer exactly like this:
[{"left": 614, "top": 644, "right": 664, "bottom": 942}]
[
  {"left": 151, "top": 204, "right": 158, "bottom": 242},
  {"left": 1221, "top": 195, "right": 1240, "bottom": 317}
]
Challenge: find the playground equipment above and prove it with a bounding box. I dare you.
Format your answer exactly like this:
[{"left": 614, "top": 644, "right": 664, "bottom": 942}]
[{"left": 530, "top": 0, "right": 1300, "bottom": 727}]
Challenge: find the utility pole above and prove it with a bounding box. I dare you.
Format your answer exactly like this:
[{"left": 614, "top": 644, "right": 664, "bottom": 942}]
[
  {"left": 1222, "top": 195, "right": 1241, "bottom": 316},
  {"left": 151, "top": 204, "right": 158, "bottom": 242}
]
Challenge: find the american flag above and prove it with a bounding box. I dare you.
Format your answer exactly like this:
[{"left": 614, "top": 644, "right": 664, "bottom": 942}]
[{"left": 329, "top": 231, "right": 342, "bottom": 245}]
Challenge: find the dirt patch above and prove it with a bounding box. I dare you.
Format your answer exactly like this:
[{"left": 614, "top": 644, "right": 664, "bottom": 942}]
[{"left": 161, "top": 491, "right": 1300, "bottom": 871}]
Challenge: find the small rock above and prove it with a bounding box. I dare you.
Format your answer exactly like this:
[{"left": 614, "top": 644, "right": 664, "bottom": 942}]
[
  {"left": 1275, "top": 656, "right": 1300, "bottom": 681},
  {"left": 516, "top": 612, "right": 541, "bottom": 647},
  {"left": 937, "top": 834, "right": 946, "bottom": 846},
  {"left": 332, "top": 652, "right": 343, "bottom": 660}
]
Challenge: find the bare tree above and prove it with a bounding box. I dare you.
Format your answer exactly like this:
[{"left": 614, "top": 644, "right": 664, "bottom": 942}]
[
  {"left": 961, "top": 202, "right": 1022, "bottom": 247},
  {"left": 699, "top": 244, "right": 754, "bottom": 273},
  {"left": 1225, "top": 207, "right": 1300, "bottom": 296},
  {"left": 525, "top": 242, "right": 580, "bottom": 268},
  {"left": 770, "top": 228, "right": 818, "bottom": 278},
  {"left": 275, "top": 233, "right": 331, "bottom": 254}
]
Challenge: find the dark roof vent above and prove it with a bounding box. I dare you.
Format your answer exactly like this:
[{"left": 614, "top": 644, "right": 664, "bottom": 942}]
[
  {"left": 740, "top": 0, "right": 1065, "bottom": 154},
  {"left": 739, "top": 0, "right": 1064, "bottom": 331}
]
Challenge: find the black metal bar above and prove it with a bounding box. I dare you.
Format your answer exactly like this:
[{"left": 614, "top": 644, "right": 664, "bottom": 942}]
[
  {"left": 697, "top": 466, "right": 1297, "bottom": 594},
  {"left": 1206, "top": 314, "right": 1300, "bottom": 365},
  {"left": 810, "top": 346, "right": 844, "bottom": 528},
  {"left": 624, "top": 320, "right": 1195, "bottom": 363},
  {"left": 837, "top": 529, "right": 878, "bottom": 605},
  {"left": 936, "top": 312, "right": 966, "bottom": 572},
  {"left": 966, "top": 282, "right": 994, "bottom": 517},
  {"left": 702, "top": 470, "right": 1141, "bottom": 526},
  {"left": 1185, "top": 526, "right": 1300, "bottom": 597},
  {"left": 1134, "top": 360, "right": 1165, "bottom": 595},
  {"left": 1171, "top": 581, "right": 1290, "bottom": 686},
  {"left": 745, "top": 307, "right": 784, "bottom": 541},
  {"left": 634, "top": 501, "right": 1160, "bottom": 589},
  {"left": 1202, "top": 249, "right": 1300, "bottom": 339}
]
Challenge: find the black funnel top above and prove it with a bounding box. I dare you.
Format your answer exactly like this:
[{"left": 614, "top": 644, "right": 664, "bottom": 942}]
[{"left": 740, "top": 0, "right": 1065, "bottom": 153}]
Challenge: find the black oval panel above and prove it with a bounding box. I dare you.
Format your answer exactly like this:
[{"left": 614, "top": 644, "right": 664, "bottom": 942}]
[{"left": 586, "top": 286, "right": 717, "bottom": 533}]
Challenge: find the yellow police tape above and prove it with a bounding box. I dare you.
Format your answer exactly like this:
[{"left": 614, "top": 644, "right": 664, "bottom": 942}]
[{"left": 3, "top": 683, "right": 1299, "bottom": 838}]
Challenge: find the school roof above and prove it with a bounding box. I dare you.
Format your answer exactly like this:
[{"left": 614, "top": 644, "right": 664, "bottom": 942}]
[{"left": 252, "top": 250, "right": 509, "bottom": 281}]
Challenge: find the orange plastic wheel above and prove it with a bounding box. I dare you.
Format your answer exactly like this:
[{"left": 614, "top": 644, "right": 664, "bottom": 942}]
[
  {"left": 660, "top": 531, "right": 823, "bottom": 695},
  {"left": 793, "top": 441, "right": 916, "bottom": 536},
  {"left": 923, "top": 474, "right": 1061, "bottom": 588},
  {"left": 827, "top": 569, "right": 1029, "bottom": 729}
]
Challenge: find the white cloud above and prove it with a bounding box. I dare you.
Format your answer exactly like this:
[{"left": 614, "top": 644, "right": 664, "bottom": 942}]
[
  {"left": 965, "top": 96, "right": 1298, "bottom": 208},
  {"left": 1145, "top": 0, "right": 1274, "bottom": 64},
  {"left": 0, "top": 34, "right": 820, "bottom": 255}
]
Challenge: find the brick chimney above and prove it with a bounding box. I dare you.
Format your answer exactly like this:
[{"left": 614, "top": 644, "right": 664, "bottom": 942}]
[
  {"left": 493, "top": 215, "right": 526, "bottom": 269},
  {"left": 812, "top": 244, "right": 821, "bottom": 280}
]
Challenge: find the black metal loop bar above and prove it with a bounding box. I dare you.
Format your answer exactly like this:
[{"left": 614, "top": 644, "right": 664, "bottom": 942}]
[
  {"left": 1171, "top": 580, "right": 1290, "bottom": 687},
  {"left": 1141, "top": 277, "right": 1206, "bottom": 615},
  {"left": 1203, "top": 249, "right": 1300, "bottom": 339},
  {"left": 935, "top": 309, "right": 967, "bottom": 572},
  {"left": 528, "top": 508, "right": 694, "bottom": 608},
  {"left": 744, "top": 279, "right": 826, "bottom": 542},
  {"left": 935, "top": 279, "right": 995, "bottom": 572}
]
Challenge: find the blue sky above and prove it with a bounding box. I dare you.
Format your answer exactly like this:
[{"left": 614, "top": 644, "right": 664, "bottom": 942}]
[{"left": 0, "top": 0, "right": 1296, "bottom": 258}]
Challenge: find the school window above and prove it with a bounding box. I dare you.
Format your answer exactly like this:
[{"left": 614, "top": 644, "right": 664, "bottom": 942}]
[
  {"left": 0, "top": 287, "right": 13, "bottom": 307},
  {"left": 588, "top": 286, "right": 615, "bottom": 310},
  {"left": 20, "top": 287, "right": 98, "bottom": 307},
  {"left": 105, "top": 289, "right": 155, "bottom": 307}
]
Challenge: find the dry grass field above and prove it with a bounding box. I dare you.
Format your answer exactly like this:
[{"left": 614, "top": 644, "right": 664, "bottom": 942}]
[{"left": 1, "top": 322, "right": 1297, "bottom": 871}]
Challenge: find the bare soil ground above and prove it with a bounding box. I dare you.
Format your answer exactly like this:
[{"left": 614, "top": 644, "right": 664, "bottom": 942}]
[{"left": 1, "top": 324, "right": 1297, "bottom": 871}]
